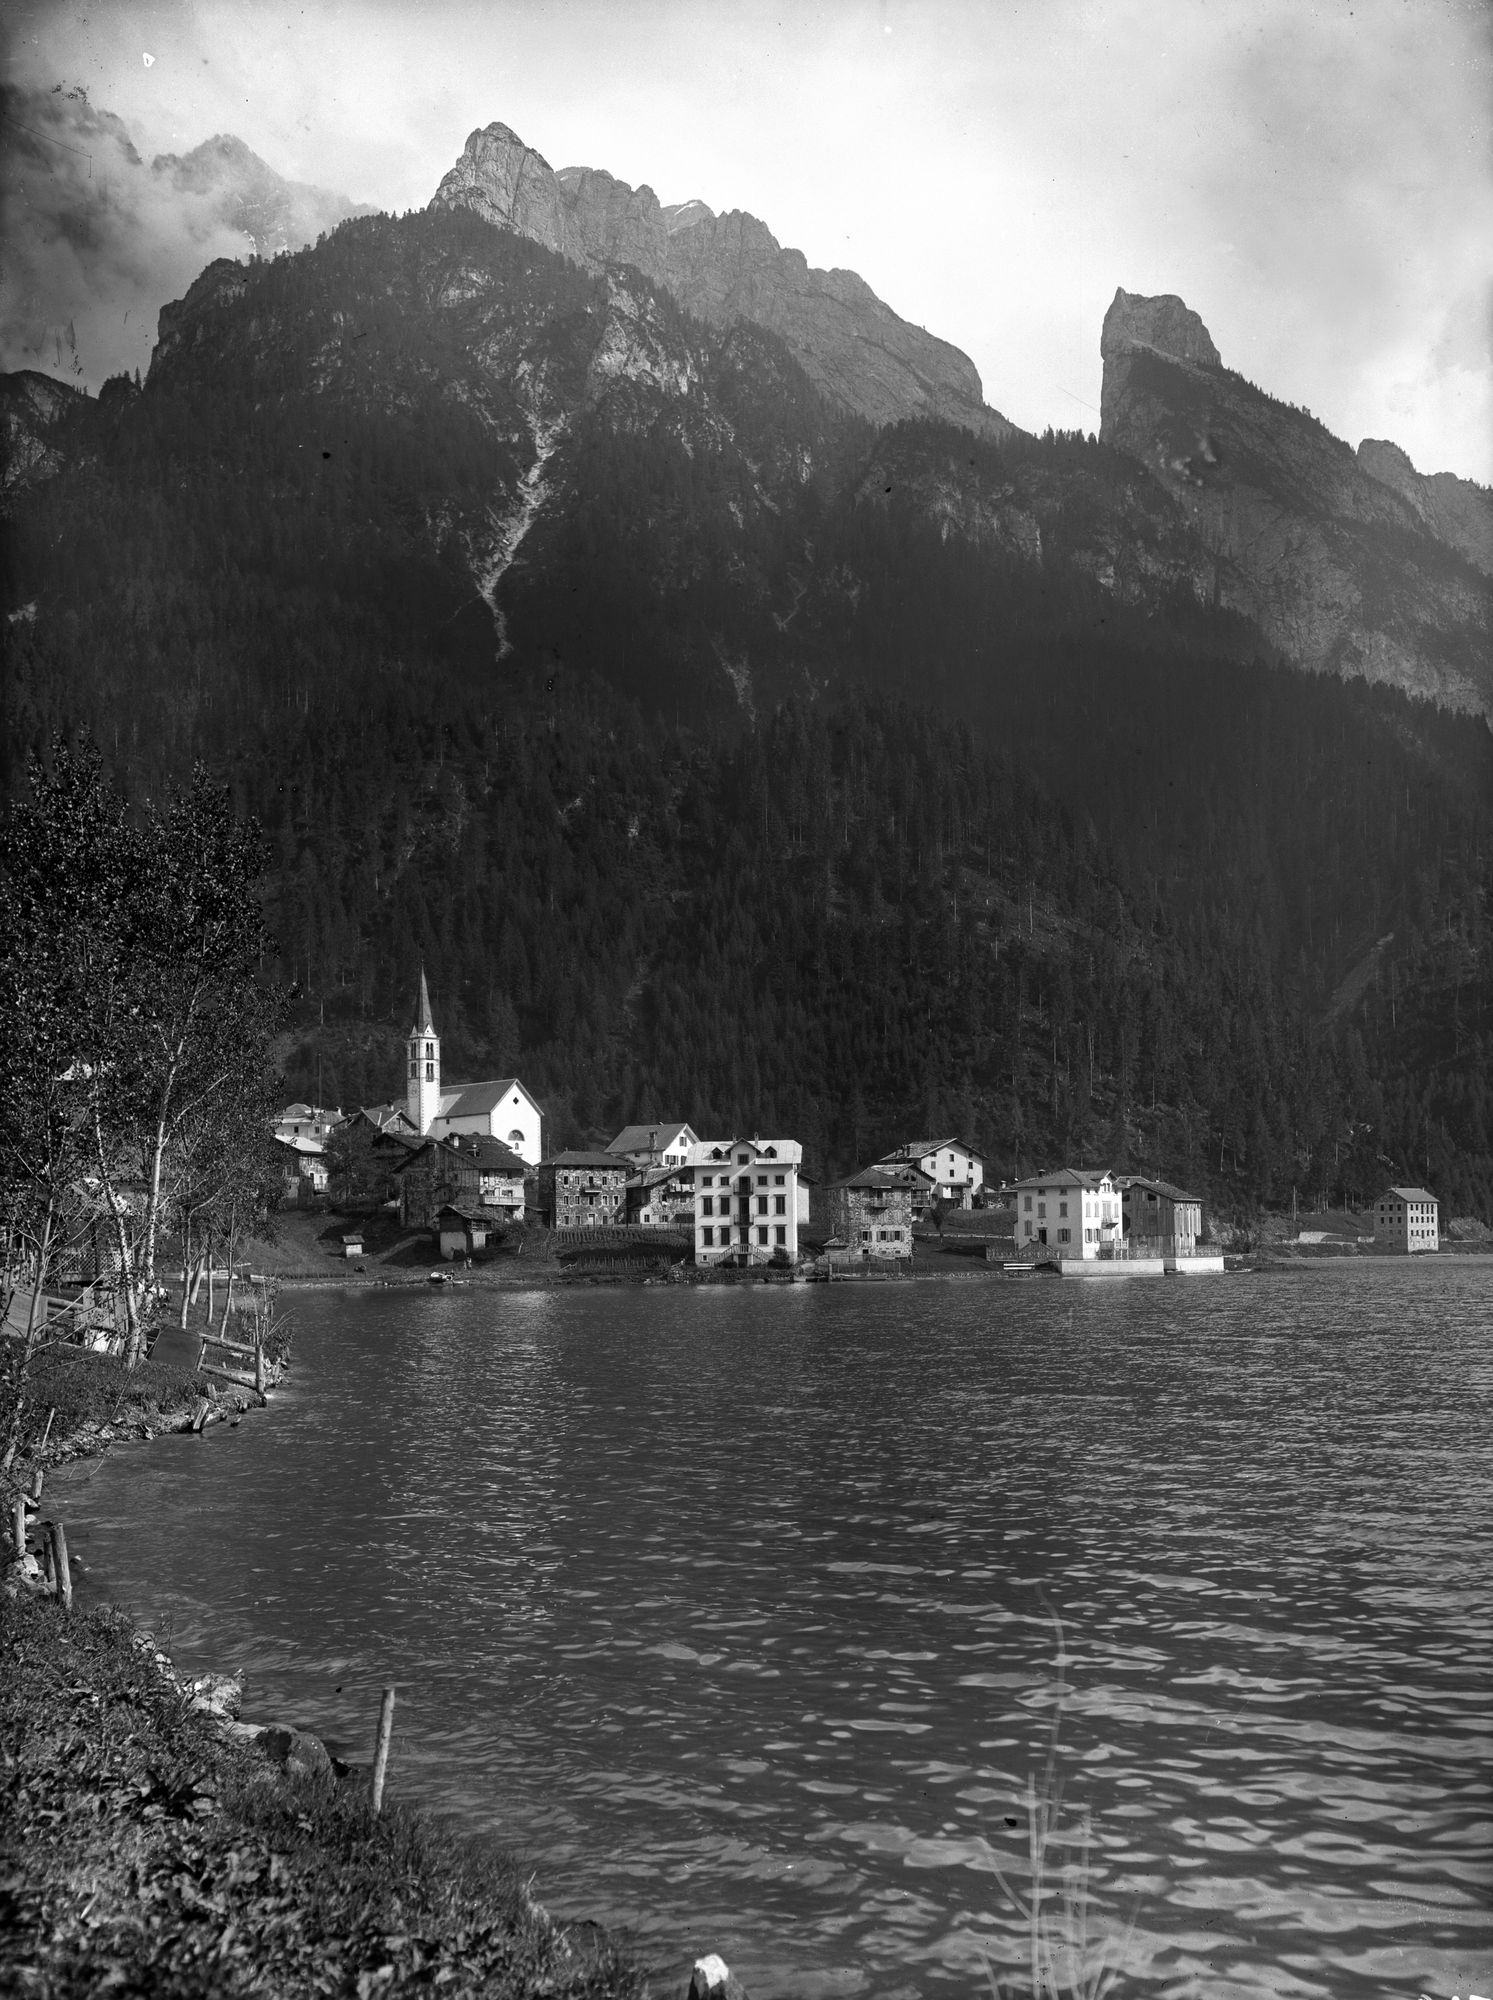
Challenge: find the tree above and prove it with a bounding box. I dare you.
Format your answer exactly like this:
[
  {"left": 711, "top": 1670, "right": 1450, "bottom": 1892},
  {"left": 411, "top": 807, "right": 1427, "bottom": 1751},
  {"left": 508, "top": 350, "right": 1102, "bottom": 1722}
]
[{"left": 0, "top": 742, "right": 286, "bottom": 1377}]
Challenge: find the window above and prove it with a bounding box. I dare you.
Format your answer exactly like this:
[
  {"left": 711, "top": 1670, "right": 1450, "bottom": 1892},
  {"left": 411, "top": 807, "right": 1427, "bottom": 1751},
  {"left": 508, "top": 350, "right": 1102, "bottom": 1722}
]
[
  {"left": 1058, "top": 1227, "right": 1070, "bottom": 1243},
  {"left": 1024, "top": 1195, "right": 1032, "bottom": 1211},
  {"left": 757, "top": 1174, "right": 767, "bottom": 1187},
  {"left": 775, "top": 1225, "right": 786, "bottom": 1245},
  {"left": 757, "top": 1195, "right": 768, "bottom": 1215},
  {"left": 774, "top": 1195, "right": 786, "bottom": 1216},
  {"left": 774, "top": 1173, "right": 785, "bottom": 1185},
  {"left": 425, "top": 1063, "right": 434, "bottom": 1080},
  {"left": 757, "top": 1226, "right": 769, "bottom": 1245},
  {"left": 1060, "top": 1201, "right": 1069, "bottom": 1217},
  {"left": 702, "top": 1196, "right": 714, "bottom": 1216},
  {"left": 426, "top": 1043, "right": 434, "bottom": 1059},
  {"left": 737, "top": 1153, "right": 750, "bottom": 1164}
]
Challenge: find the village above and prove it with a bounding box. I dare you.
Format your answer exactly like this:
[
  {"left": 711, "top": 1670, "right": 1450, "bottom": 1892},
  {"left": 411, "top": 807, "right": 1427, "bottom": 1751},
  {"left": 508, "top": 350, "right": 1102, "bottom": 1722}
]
[{"left": 271, "top": 979, "right": 1443, "bottom": 1280}]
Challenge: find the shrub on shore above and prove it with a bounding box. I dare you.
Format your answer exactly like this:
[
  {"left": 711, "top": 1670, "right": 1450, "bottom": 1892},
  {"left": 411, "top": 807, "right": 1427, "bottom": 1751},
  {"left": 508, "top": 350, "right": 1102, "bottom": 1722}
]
[{"left": 0, "top": 1588, "right": 644, "bottom": 1998}]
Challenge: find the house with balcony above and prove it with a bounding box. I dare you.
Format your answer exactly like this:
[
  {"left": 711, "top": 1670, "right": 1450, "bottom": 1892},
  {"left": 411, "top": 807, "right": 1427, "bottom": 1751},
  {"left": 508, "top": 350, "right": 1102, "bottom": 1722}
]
[
  {"left": 825, "top": 1167, "right": 915, "bottom": 1261},
  {"left": 624, "top": 1165, "right": 696, "bottom": 1226},
  {"left": 1010, "top": 1168, "right": 1123, "bottom": 1258},
  {"left": 689, "top": 1138, "right": 802, "bottom": 1265},
  {"left": 876, "top": 1137, "right": 985, "bottom": 1212},
  {"left": 396, "top": 1133, "right": 527, "bottom": 1231},
  {"left": 1372, "top": 1185, "right": 1439, "bottom": 1253},
  {"left": 539, "top": 1152, "right": 629, "bottom": 1229},
  {"left": 607, "top": 1122, "right": 700, "bottom": 1172}
]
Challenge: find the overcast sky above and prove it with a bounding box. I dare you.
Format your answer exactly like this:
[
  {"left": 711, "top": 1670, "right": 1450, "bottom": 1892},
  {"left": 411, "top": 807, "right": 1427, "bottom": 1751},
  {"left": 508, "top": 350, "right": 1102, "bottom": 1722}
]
[{"left": 6, "top": 0, "right": 1490, "bottom": 481}]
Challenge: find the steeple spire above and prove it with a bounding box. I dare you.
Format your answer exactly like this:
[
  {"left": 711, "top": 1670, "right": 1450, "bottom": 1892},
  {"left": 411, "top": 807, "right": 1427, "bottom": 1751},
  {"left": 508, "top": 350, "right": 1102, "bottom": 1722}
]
[
  {"left": 406, "top": 970, "right": 441, "bottom": 1136},
  {"left": 412, "top": 966, "right": 436, "bottom": 1037}
]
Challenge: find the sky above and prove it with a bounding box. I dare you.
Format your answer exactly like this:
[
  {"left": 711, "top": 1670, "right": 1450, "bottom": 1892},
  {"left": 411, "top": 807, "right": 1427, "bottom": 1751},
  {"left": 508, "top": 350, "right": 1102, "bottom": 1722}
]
[{"left": 4, "top": 0, "right": 1491, "bottom": 482}]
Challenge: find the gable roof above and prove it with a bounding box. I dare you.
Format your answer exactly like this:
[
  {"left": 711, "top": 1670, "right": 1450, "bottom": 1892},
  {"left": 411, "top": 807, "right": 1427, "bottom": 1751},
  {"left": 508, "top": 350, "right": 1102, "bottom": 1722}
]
[
  {"left": 446, "top": 1134, "right": 528, "bottom": 1172},
  {"left": 438, "top": 1078, "right": 537, "bottom": 1120},
  {"left": 1118, "top": 1176, "right": 1200, "bottom": 1203},
  {"left": 545, "top": 1150, "right": 627, "bottom": 1169},
  {"left": 880, "top": 1137, "right": 985, "bottom": 1164},
  {"left": 1381, "top": 1185, "right": 1438, "bottom": 1203},
  {"left": 607, "top": 1121, "right": 697, "bottom": 1158},
  {"left": 828, "top": 1166, "right": 914, "bottom": 1192},
  {"left": 357, "top": 1103, "right": 419, "bottom": 1135},
  {"left": 1009, "top": 1167, "right": 1115, "bottom": 1191}
]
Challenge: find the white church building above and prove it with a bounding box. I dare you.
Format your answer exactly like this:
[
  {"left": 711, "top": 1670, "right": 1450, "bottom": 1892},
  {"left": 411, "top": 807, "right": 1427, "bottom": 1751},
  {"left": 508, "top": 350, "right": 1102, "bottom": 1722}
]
[{"left": 393, "top": 972, "right": 544, "bottom": 1164}]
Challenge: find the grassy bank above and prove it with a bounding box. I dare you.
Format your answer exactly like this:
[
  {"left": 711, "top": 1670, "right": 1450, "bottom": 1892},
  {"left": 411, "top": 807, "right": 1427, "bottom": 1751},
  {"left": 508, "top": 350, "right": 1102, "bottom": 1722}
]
[{"left": 0, "top": 1587, "right": 644, "bottom": 1999}]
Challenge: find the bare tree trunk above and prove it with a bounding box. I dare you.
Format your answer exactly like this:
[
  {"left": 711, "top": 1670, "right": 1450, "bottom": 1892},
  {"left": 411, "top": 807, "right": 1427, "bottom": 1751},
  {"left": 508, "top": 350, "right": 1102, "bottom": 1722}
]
[
  {"left": 178, "top": 1211, "right": 192, "bottom": 1330},
  {"left": 1, "top": 1208, "right": 54, "bottom": 1476},
  {"left": 218, "top": 1205, "right": 238, "bottom": 1344}
]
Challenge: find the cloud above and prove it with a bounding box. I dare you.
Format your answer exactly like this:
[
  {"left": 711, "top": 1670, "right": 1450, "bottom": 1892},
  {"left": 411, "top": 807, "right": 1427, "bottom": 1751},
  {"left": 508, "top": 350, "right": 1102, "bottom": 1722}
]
[{"left": 0, "top": 84, "right": 363, "bottom": 393}]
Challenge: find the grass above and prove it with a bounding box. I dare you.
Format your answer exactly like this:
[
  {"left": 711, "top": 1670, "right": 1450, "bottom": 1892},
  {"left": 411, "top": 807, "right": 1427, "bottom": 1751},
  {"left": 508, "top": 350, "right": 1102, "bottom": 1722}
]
[
  {"left": 0, "top": 1588, "right": 644, "bottom": 1998},
  {"left": 976, "top": 1613, "right": 1137, "bottom": 1999},
  {"left": 10, "top": 1343, "right": 211, "bottom": 1458}
]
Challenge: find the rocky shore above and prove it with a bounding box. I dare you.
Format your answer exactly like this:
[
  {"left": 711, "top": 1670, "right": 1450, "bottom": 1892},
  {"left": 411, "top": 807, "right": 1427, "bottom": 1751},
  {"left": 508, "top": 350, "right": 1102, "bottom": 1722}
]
[{"left": 1, "top": 1333, "right": 756, "bottom": 2000}]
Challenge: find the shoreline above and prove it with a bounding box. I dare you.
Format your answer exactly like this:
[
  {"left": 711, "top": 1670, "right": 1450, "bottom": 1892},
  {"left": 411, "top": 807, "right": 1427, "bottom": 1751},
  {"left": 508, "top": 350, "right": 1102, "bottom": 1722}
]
[{"left": 1, "top": 1344, "right": 681, "bottom": 2000}]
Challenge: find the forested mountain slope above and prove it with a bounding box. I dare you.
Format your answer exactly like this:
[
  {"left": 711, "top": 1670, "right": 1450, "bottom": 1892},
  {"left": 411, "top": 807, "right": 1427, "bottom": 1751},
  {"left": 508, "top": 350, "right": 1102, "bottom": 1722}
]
[{"left": 2, "top": 205, "right": 1489, "bottom": 1218}]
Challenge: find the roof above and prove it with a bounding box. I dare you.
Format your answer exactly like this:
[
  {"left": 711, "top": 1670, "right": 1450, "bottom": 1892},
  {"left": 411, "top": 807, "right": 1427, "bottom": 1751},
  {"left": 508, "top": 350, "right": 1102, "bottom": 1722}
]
[
  {"left": 1009, "top": 1167, "right": 1115, "bottom": 1191},
  {"left": 688, "top": 1137, "right": 802, "bottom": 1165},
  {"left": 873, "top": 1161, "right": 937, "bottom": 1186},
  {"left": 438, "top": 1078, "right": 533, "bottom": 1119},
  {"left": 828, "top": 1166, "right": 915, "bottom": 1192},
  {"left": 626, "top": 1166, "right": 683, "bottom": 1190},
  {"left": 1381, "top": 1185, "right": 1438, "bottom": 1203},
  {"left": 1119, "top": 1176, "right": 1200, "bottom": 1203},
  {"left": 447, "top": 1134, "right": 528, "bottom": 1172},
  {"left": 607, "top": 1121, "right": 696, "bottom": 1157},
  {"left": 358, "top": 1103, "right": 419, "bottom": 1135},
  {"left": 279, "top": 1102, "right": 314, "bottom": 1119},
  {"left": 411, "top": 969, "right": 436, "bottom": 1037},
  {"left": 881, "top": 1137, "right": 985, "bottom": 1163},
  {"left": 437, "top": 1199, "right": 507, "bottom": 1224},
  {"left": 544, "top": 1150, "right": 627, "bottom": 1169}
]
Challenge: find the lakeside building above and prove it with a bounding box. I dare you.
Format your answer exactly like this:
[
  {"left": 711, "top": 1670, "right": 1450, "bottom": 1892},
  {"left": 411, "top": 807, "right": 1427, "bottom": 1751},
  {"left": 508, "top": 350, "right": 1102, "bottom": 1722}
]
[
  {"left": 876, "top": 1137, "right": 985, "bottom": 1211},
  {"left": 689, "top": 1138, "right": 802, "bottom": 1266},
  {"left": 1372, "top": 1185, "right": 1440, "bottom": 1253},
  {"left": 825, "top": 1167, "right": 915, "bottom": 1261},
  {"left": 606, "top": 1122, "right": 700, "bottom": 1171},
  {"left": 273, "top": 1136, "right": 330, "bottom": 1205},
  {"left": 396, "top": 1134, "right": 527, "bottom": 1232},
  {"left": 1118, "top": 1177, "right": 1203, "bottom": 1258},
  {"left": 539, "top": 1152, "right": 628, "bottom": 1229},
  {"left": 1010, "top": 1168, "right": 1122, "bottom": 1258},
  {"left": 359, "top": 975, "right": 544, "bottom": 1162},
  {"left": 624, "top": 1165, "right": 696, "bottom": 1226}
]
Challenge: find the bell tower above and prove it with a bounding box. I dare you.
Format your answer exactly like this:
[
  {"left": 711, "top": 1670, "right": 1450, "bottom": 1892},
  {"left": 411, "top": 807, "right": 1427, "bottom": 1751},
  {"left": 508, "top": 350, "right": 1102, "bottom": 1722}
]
[{"left": 406, "top": 969, "right": 441, "bottom": 1136}]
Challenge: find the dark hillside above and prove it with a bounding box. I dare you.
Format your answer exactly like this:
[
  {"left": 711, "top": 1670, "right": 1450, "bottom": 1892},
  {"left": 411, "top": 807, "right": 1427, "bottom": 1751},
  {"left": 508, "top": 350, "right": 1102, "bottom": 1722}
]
[{"left": 2, "top": 205, "right": 1488, "bottom": 1219}]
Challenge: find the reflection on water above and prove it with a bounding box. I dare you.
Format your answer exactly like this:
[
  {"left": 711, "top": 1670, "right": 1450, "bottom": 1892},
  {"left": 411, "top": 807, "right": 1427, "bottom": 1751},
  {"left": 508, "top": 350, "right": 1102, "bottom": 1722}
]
[{"left": 54, "top": 1264, "right": 1493, "bottom": 1998}]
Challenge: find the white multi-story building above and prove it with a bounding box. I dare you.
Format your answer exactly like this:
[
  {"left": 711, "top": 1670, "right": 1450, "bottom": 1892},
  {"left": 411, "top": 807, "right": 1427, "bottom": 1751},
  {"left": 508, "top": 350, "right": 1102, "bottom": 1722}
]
[
  {"left": 689, "top": 1137, "right": 802, "bottom": 1265},
  {"left": 877, "top": 1137, "right": 985, "bottom": 1211},
  {"left": 1372, "top": 1185, "right": 1439, "bottom": 1253},
  {"left": 1010, "top": 1168, "right": 1123, "bottom": 1258}
]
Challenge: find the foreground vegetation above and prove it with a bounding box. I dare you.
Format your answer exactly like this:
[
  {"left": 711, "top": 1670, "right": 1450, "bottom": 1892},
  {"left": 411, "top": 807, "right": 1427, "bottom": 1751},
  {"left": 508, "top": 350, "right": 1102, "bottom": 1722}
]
[{"left": 0, "top": 1588, "right": 644, "bottom": 1999}]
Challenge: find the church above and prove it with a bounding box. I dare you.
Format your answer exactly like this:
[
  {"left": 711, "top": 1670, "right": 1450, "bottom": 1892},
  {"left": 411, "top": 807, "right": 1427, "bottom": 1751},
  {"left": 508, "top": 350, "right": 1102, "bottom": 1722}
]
[{"left": 366, "top": 972, "right": 544, "bottom": 1164}]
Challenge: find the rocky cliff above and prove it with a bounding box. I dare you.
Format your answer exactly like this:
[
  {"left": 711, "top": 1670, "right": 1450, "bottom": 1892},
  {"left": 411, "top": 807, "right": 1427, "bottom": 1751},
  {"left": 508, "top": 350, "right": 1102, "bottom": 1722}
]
[
  {"left": 1099, "top": 288, "right": 1492, "bottom": 714},
  {"left": 151, "top": 134, "right": 373, "bottom": 258},
  {"left": 431, "top": 121, "right": 1012, "bottom": 438}
]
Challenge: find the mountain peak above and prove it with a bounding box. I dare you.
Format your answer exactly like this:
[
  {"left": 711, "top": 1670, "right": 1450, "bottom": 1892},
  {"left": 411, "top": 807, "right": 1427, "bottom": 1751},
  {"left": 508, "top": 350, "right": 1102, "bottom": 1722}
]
[
  {"left": 431, "top": 118, "right": 1012, "bottom": 437},
  {"left": 1101, "top": 287, "right": 1221, "bottom": 370}
]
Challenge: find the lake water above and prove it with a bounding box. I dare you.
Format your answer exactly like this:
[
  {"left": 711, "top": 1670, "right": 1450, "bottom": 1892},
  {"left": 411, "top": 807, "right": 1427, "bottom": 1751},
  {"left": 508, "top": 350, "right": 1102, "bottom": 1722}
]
[{"left": 52, "top": 1263, "right": 1493, "bottom": 1999}]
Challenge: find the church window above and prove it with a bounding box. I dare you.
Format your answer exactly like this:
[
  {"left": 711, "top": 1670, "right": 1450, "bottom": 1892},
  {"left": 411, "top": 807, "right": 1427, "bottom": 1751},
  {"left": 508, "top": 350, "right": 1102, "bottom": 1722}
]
[
  {"left": 425, "top": 1063, "right": 434, "bottom": 1080},
  {"left": 426, "top": 1042, "right": 434, "bottom": 1060}
]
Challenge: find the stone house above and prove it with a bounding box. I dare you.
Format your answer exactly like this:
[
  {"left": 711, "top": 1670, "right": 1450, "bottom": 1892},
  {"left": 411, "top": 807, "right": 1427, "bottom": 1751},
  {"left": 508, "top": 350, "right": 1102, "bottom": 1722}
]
[
  {"left": 539, "top": 1152, "right": 629, "bottom": 1228},
  {"left": 825, "top": 1167, "right": 915, "bottom": 1260}
]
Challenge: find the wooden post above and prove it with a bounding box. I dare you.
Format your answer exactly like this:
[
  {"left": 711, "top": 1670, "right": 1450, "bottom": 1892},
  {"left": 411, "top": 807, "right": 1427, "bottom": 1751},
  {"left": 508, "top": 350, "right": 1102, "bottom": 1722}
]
[
  {"left": 254, "top": 1333, "right": 266, "bottom": 1395},
  {"left": 43, "top": 1527, "right": 56, "bottom": 1594},
  {"left": 371, "top": 1686, "right": 396, "bottom": 1816},
  {"left": 50, "top": 1520, "right": 73, "bottom": 1610},
  {"left": 29, "top": 1465, "right": 43, "bottom": 1504},
  {"left": 38, "top": 1406, "right": 56, "bottom": 1452},
  {"left": 10, "top": 1495, "right": 26, "bottom": 1563}
]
